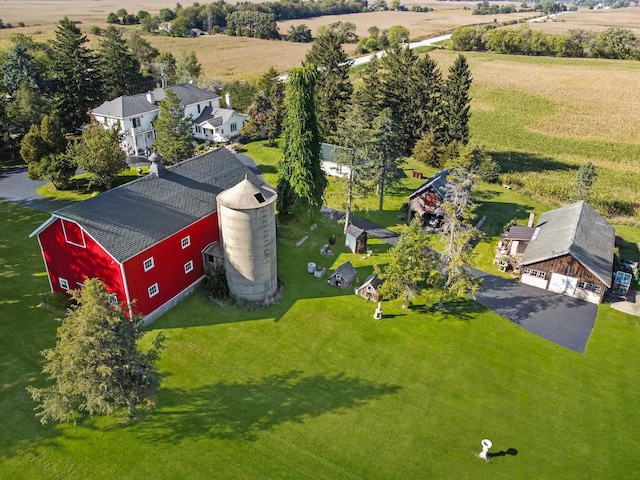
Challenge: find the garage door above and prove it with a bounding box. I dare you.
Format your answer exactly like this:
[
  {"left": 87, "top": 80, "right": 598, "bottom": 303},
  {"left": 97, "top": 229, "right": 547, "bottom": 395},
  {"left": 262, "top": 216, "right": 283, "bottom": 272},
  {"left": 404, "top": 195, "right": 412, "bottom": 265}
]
[{"left": 548, "top": 273, "right": 578, "bottom": 295}]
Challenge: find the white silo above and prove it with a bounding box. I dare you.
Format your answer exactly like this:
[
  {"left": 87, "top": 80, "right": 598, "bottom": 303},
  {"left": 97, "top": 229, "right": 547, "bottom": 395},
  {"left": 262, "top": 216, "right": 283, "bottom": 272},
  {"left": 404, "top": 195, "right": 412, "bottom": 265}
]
[{"left": 216, "top": 176, "right": 278, "bottom": 303}]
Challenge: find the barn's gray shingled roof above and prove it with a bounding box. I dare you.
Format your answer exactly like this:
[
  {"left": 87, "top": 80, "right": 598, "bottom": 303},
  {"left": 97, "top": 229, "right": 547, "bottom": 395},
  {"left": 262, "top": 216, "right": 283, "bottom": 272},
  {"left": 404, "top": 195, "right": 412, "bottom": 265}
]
[
  {"left": 520, "top": 201, "right": 614, "bottom": 286},
  {"left": 409, "top": 169, "right": 450, "bottom": 200},
  {"left": 52, "top": 148, "right": 262, "bottom": 263},
  {"left": 92, "top": 84, "right": 220, "bottom": 119}
]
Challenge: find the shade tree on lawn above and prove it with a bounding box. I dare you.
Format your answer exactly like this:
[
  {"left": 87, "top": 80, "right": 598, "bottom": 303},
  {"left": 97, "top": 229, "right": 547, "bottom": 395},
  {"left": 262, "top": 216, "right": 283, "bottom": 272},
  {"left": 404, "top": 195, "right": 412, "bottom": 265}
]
[{"left": 27, "top": 278, "right": 164, "bottom": 423}]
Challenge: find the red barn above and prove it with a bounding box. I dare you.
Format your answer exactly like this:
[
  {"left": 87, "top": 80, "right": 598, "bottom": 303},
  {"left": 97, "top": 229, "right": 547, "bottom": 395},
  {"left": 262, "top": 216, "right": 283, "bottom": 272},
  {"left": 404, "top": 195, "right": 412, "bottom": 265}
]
[{"left": 30, "top": 148, "right": 263, "bottom": 323}]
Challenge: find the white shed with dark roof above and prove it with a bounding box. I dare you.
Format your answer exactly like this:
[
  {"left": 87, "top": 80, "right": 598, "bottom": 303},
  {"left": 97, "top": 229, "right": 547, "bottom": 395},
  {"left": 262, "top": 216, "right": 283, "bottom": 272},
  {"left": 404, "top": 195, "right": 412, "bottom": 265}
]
[{"left": 519, "top": 201, "right": 614, "bottom": 304}]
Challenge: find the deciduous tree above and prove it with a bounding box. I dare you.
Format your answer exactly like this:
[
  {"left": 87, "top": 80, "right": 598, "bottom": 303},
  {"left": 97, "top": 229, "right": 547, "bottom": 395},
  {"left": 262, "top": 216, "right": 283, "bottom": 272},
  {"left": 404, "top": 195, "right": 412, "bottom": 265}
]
[
  {"left": 153, "top": 88, "right": 194, "bottom": 164},
  {"left": 27, "top": 278, "right": 164, "bottom": 423},
  {"left": 72, "top": 122, "right": 127, "bottom": 189},
  {"left": 276, "top": 65, "right": 326, "bottom": 219},
  {"left": 21, "top": 115, "right": 71, "bottom": 188}
]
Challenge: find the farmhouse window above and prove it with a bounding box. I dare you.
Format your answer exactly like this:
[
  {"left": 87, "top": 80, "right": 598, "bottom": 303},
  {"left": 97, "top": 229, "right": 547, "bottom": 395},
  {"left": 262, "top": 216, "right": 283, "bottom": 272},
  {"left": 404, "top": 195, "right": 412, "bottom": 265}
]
[
  {"left": 148, "top": 283, "right": 159, "bottom": 298},
  {"left": 132, "top": 117, "right": 141, "bottom": 128},
  {"left": 184, "top": 260, "right": 194, "bottom": 274},
  {"left": 523, "top": 267, "right": 546, "bottom": 279},
  {"left": 59, "top": 277, "right": 69, "bottom": 290},
  {"left": 231, "top": 123, "right": 237, "bottom": 132},
  {"left": 143, "top": 257, "right": 155, "bottom": 272},
  {"left": 181, "top": 236, "right": 191, "bottom": 249},
  {"left": 577, "top": 281, "right": 602, "bottom": 294},
  {"left": 197, "top": 104, "right": 201, "bottom": 113}
]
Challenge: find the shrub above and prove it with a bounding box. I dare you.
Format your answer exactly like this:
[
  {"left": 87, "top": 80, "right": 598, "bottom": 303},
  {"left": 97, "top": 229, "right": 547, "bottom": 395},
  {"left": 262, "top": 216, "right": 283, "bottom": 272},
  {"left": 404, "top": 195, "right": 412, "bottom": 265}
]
[
  {"left": 207, "top": 267, "right": 230, "bottom": 299},
  {"left": 476, "top": 157, "right": 501, "bottom": 183}
]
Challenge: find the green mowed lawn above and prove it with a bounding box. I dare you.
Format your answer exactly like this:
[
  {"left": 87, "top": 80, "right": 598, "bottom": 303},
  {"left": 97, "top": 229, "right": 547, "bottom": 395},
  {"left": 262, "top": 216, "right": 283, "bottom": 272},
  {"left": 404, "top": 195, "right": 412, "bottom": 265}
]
[{"left": 2, "top": 201, "right": 640, "bottom": 479}]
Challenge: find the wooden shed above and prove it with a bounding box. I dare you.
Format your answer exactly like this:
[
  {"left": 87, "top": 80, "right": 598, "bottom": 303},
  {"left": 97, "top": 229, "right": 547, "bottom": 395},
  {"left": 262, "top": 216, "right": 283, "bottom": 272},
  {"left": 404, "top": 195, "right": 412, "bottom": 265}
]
[
  {"left": 407, "top": 169, "right": 449, "bottom": 227},
  {"left": 345, "top": 224, "right": 368, "bottom": 254},
  {"left": 327, "top": 261, "right": 358, "bottom": 290},
  {"left": 519, "top": 201, "right": 614, "bottom": 304},
  {"left": 355, "top": 273, "right": 383, "bottom": 301}
]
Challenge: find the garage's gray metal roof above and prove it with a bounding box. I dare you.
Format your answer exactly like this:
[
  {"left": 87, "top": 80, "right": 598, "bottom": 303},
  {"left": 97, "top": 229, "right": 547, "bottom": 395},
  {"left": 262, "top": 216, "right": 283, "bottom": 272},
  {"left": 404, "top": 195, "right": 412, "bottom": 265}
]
[
  {"left": 520, "top": 201, "right": 614, "bottom": 286},
  {"left": 92, "top": 84, "right": 220, "bottom": 119},
  {"left": 52, "top": 148, "right": 263, "bottom": 263}
]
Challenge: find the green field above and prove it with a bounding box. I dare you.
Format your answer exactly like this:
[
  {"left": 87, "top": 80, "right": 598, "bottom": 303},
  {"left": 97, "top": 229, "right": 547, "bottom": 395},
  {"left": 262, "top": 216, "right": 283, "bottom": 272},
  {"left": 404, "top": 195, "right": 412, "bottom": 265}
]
[{"left": 2, "top": 158, "right": 640, "bottom": 478}]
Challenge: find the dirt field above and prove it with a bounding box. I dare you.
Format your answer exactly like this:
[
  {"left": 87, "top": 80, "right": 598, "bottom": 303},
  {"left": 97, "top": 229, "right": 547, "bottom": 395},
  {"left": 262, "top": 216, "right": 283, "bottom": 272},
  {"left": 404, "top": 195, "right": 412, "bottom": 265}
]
[{"left": 521, "top": 8, "right": 640, "bottom": 36}]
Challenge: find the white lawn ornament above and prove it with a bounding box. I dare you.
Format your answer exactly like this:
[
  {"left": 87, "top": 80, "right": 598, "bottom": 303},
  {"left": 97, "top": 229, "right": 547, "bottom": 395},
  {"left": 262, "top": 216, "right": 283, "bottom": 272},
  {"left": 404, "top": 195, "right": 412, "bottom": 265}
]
[
  {"left": 479, "top": 439, "right": 492, "bottom": 461},
  {"left": 373, "top": 302, "right": 383, "bottom": 320}
]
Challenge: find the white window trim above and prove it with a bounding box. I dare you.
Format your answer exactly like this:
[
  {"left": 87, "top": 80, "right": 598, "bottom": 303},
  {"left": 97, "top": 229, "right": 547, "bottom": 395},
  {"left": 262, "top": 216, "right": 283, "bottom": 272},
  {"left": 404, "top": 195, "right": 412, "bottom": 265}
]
[
  {"left": 143, "top": 257, "right": 155, "bottom": 272},
  {"left": 523, "top": 267, "right": 546, "bottom": 279},
  {"left": 62, "top": 220, "right": 86, "bottom": 248},
  {"left": 148, "top": 283, "right": 159, "bottom": 298},
  {"left": 59, "top": 277, "right": 69, "bottom": 290},
  {"left": 181, "top": 236, "right": 191, "bottom": 249},
  {"left": 184, "top": 260, "right": 194, "bottom": 274}
]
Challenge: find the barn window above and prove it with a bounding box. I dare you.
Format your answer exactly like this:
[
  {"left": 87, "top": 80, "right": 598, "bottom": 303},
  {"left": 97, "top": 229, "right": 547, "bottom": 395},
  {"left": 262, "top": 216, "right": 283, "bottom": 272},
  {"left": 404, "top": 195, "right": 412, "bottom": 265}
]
[
  {"left": 62, "top": 220, "right": 86, "bottom": 248},
  {"left": 523, "top": 267, "right": 545, "bottom": 279},
  {"left": 143, "top": 257, "right": 155, "bottom": 272},
  {"left": 59, "top": 277, "right": 69, "bottom": 290},
  {"left": 184, "top": 260, "right": 194, "bottom": 274},
  {"left": 578, "top": 281, "right": 601, "bottom": 294},
  {"left": 181, "top": 236, "right": 191, "bottom": 249},
  {"left": 148, "top": 283, "right": 159, "bottom": 298}
]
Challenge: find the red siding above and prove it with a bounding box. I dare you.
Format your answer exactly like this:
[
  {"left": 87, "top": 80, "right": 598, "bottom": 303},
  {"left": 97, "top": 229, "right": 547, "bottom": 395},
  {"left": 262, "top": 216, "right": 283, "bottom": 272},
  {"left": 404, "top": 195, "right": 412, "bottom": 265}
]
[
  {"left": 38, "top": 218, "right": 126, "bottom": 302},
  {"left": 123, "top": 212, "right": 220, "bottom": 316}
]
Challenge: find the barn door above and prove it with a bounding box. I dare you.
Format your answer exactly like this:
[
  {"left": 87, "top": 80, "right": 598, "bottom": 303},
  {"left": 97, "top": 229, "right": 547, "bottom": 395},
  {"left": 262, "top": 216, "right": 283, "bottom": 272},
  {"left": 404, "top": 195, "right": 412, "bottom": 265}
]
[{"left": 548, "top": 273, "right": 578, "bottom": 295}]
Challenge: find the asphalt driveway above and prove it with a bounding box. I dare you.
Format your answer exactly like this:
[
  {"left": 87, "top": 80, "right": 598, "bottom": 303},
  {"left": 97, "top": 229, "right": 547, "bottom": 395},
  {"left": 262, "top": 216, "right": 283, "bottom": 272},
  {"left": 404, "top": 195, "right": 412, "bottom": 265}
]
[
  {"left": 0, "top": 167, "right": 71, "bottom": 212},
  {"left": 469, "top": 268, "right": 598, "bottom": 353}
]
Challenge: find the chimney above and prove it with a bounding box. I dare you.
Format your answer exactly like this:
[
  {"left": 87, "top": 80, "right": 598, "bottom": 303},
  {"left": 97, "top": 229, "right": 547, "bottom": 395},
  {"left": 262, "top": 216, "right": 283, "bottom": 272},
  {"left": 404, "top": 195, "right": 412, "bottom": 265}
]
[
  {"left": 148, "top": 152, "right": 167, "bottom": 177},
  {"left": 146, "top": 91, "right": 155, "bottom": 104},
  {"left": 225, "top": 91, "right": 232, "bottom": 109},
  {"left": 527, "top": 212, "right": 535, "bottom": 228}
]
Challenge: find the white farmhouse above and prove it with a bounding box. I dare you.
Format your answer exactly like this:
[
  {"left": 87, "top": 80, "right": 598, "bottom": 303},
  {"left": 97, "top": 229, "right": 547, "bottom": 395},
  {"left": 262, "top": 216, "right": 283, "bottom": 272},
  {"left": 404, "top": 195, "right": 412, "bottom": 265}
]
[{"left": 91, "top": 84, "right": 247, "bottom": 156}]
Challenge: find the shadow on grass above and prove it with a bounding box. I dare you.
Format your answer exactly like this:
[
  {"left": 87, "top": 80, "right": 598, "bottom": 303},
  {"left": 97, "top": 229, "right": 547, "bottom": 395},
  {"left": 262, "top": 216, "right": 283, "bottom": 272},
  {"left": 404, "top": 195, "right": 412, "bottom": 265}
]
[
  {"left": 488, "top": 448, "right": 518, "bottom": 459},
  {"left": 257, "top": 164, "right": 277, "bottom": 175},
  {"left": 410, "top": 298, "right": 488, "bottom": 321},
  {"left": 475, "top": 201, "right": 535, "bottom": 237},
  {"left": 491, "top": 151, "right": 573, "bottom": 174},
  {"left": 135, "top": 370, "right": 401, "bottom": 443}
]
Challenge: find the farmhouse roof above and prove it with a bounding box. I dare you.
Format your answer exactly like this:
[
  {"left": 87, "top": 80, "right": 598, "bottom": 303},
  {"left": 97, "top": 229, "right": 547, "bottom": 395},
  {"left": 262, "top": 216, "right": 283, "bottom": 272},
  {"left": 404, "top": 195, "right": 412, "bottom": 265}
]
[
  {"left": 329, "top": 261, "right": 358, "bottom": 283},
  {"left": 40, "top": 148, "right": 263, "bottom": 263},
  {"left": 409, "top": 169, "right": 450, "bottom": 200},
  {"left": 92, "top": 83, "right": 220, "bottom": 119},
  {"left": 520, "top": 201, "right": 614, "bottom": 286},
  {"left": 504, "top": 226, "right": 536, "bottom": 241},
  {"left": 193, "top": 106, "right": 237, "bottom": 128}
]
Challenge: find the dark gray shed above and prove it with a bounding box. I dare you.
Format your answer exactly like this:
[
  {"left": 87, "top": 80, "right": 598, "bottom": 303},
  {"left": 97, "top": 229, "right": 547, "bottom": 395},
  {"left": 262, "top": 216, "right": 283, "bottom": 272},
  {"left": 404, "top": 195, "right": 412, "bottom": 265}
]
[{"left": 327, "top": 261, "right": 358, "bottom": 290}]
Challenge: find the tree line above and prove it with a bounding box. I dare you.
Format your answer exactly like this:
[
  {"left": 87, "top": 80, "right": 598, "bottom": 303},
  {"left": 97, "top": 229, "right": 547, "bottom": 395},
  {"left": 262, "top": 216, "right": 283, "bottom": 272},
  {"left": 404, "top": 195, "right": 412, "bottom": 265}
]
[{"left": 451, "top": 24, "right": 640, "bottom": 60}]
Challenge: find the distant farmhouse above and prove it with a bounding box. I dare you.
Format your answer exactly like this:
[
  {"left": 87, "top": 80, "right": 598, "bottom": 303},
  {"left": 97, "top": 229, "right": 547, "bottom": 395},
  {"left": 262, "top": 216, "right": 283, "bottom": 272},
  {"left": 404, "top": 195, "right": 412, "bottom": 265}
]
[
  {"left": 407, "top": 169, "right": 450, "bottom": 227},
  {"left": 91, "top": 84, "right": 247, "bottom": 156},
  {"left": 518, "top": 201, "right": 614, "bottom": 304},
  {"left": 30, "top": 148, "right": 277, "bottom": 323}
]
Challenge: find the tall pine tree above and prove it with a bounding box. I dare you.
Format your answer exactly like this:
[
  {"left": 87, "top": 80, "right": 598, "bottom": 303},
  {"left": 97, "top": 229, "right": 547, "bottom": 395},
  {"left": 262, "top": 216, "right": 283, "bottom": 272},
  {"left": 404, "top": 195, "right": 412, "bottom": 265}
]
[
  {"left": 304, "top": 31, "right": 353, "bottom": 143},
  {"left": 97, "top": 26, "right": 145, "bottom": 100},
  {"left": 354, "top": 55, "right": 384, "bottom": 126},
  {"left": 153, "top": 88, "right": 194, "bottom": 164},
  {"left": 49, "top": 17, "right": 99, "bottom": 133},
  {"left": 443, "top": 54, "right": 472, "bottom": 146},
  {"left": 276, "top": 65, "right": 326, "bottom": 219}
]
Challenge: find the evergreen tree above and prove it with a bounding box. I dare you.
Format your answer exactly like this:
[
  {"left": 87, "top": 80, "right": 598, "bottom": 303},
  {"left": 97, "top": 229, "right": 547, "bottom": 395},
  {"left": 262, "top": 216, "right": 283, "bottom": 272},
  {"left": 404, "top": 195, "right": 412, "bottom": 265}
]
[
  {"left": 380, "top": 43, "right": 419, "bottom": 154},
  {"left": 276, "top": 65, "right": 326, "bottom": 219},
  {"left": 443, "top": 55, "right": 472, "bottom": 146},
  {"left": 412, "top": 54, "right": 445, "bottom": 143},
  {"left": 1, "top": 37, "right": 44, "bottom": 95},
  {"left": 376, "top": 218, "right": 434, "bottom": 309},
  {"left": 436, "top": 165, "right": 480, "bottom": 309},
  {"left": 575, "top": 162, "right": 597, "bottom": 201},
  {"left": 366, "top": 108, "right": 405, "bottom": 211},
  {"left": 354, "top": 55, "right": 384, "bottom": 126},
  {"left": 27, "top": 278, "right": 165, "bottom": 423},
  {"left": 49, "top": 17, "right": 99, "bottom": 133},
  {"left": 97, "top": 26, "right": 144, "bottom": 100},
  {"left": 6, "top": 80, "right": 49, "bottom": 136},
  {"left": 72, "top": 122, "right": 127, "bottom": 189},
  {"left": 304, "top": 31, "right": 353, "bottom": 143},
  {"left": 21, "top": 115, "right": 71, "bottom": 188},
  {"left": 153, "top": 88, "right": 194, "bottom": 164}
]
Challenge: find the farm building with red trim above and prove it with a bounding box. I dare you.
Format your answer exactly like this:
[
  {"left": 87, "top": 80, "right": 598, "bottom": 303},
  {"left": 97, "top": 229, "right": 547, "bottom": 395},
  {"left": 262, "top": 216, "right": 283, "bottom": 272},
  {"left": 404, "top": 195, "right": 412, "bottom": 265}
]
[{"left": 30, "top": 148, "right": 272, "bottom": 323}]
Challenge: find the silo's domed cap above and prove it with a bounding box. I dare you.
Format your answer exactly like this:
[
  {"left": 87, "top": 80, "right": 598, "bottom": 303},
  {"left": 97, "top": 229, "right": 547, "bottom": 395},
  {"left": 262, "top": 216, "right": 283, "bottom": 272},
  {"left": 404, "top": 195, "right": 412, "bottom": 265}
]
[{"left": 217, "top": 176, "right": 277, "bottom": 209}]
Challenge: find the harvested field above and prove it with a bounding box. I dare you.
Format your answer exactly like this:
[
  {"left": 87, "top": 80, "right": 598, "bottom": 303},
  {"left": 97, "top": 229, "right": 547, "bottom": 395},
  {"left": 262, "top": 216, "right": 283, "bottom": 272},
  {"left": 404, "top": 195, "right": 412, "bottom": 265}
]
[{"left": 518, "top": 8, "right": 640, "bottom": 36}]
